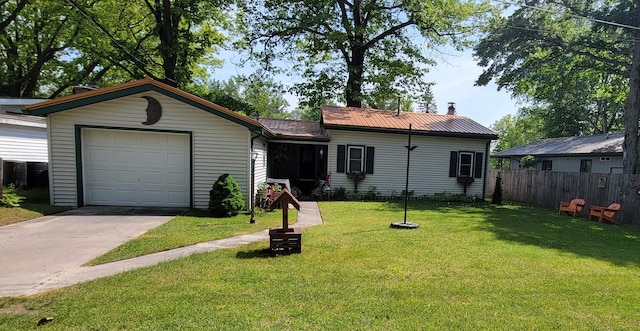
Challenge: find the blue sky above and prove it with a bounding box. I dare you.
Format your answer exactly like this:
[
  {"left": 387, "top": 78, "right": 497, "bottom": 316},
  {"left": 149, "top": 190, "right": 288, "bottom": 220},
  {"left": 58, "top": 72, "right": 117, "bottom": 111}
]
[{"left": 213, "top": 48, "right": 519, "bottom": 128}]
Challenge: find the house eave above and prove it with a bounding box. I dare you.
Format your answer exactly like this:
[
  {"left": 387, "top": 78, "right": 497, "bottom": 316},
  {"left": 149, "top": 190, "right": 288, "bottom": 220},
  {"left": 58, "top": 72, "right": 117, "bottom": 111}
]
[
  {"left": 491, "top": 152, "right": 623, "bottom": 159},
  {"left": 325, "top": 125, "right": 498, "bottom": 140},
  {"left": 25, "top": 78, "right": 262, "bottom": 132}
]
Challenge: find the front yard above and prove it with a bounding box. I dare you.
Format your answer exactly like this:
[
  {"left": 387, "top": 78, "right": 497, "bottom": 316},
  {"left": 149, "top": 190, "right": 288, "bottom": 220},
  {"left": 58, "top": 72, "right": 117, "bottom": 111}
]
[
  {"left": 1, "top": 201, "right": 639, "bottom": 329},
  {"left": 0, "top": 188, "right": 69, "bottom": 227}
]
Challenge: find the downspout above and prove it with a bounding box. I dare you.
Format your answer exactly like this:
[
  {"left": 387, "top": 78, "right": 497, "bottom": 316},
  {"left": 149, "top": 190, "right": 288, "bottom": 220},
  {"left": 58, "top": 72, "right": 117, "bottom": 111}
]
[{"left": 483, "top": 141, "right": 491, "bottom": 200}]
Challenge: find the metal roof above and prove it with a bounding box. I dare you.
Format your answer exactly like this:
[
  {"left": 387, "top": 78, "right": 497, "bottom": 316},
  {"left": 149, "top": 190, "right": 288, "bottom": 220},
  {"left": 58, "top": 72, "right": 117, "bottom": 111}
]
[
  {"left": 492, "top": 133, "right": 624, "bottom": 158},
  {"left": 321, "top": 106, "right": 497, "bottom": 139},
  {"left": 258, "top": 118, "right": 329, "bottom": 141}
]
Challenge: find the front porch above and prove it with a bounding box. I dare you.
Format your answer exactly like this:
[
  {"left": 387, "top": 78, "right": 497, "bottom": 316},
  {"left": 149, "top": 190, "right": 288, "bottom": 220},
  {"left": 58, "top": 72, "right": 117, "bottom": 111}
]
[{"left": 268, "top": 142, "right": 328, "bottom": 197}]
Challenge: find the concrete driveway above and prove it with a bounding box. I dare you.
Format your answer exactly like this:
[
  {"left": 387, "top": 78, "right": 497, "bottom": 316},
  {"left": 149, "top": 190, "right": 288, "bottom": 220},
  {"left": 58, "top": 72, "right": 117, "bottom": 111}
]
[{"left": 0, "top": 206, "right": 183, "bottom": 297}]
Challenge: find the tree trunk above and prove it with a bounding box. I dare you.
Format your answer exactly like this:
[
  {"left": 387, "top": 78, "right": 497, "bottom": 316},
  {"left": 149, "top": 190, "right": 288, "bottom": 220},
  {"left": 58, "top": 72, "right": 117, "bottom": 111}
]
[
  {"left": 623, "top": 27, "right": 640, "bottom": 174},
  {"left": 345, "top": 47, "right": 365, "bottom": 108}
]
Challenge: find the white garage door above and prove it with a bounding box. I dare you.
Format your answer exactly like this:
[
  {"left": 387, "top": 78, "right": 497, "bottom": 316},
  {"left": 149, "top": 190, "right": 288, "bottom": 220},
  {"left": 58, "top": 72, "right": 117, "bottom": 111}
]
[{"left": 82, "top": 129, "right": 190, "bottom": 207}]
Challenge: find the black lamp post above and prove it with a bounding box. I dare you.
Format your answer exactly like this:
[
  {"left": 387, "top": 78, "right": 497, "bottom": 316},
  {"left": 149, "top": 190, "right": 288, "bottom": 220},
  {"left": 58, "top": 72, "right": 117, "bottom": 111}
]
[
  {"left": 391, "top": 123, "right": 419, "bottom": 229},
  {"left": 250, "top": 151, "right": 258, "bottom": 224}
]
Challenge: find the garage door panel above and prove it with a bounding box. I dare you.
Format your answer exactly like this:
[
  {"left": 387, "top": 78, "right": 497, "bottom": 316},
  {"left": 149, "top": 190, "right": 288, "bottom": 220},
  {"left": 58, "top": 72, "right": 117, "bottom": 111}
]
[
  {"left": 141, "top": 171, "right": 164, "bottom": 184},
  {"left": 115, "top": 131, "right": 140, "bottom": 145},
  {"left": 83, "top": 129, "right": 190, "bottom": 207},
  {"left": 87, "top": 148, "right": 113, "bottom": 162},
  {"left": 167, "top": 191, "right": 188, "bottom": 204},
  {"left": 88, "top": 169, "right": 112, "bottom": 183},
  {"left": 115, "top": 169, "right": 138, "bottom": 183},
  {"left": 141, "top": 151, "right": 164, "bottom": 164}
]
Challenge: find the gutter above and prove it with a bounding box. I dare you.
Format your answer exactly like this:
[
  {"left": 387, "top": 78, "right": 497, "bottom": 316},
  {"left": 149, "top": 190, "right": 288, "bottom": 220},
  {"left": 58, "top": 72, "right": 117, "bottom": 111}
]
[{"left": 483, "top": 141, "right": 490, "bottom": 200}]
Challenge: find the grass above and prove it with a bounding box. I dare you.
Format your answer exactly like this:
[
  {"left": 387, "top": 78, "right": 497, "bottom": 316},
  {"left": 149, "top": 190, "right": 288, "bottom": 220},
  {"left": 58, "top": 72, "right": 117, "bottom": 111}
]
[
  {"left": 0, "top": 187, "right": 70, "bottom": 227},
  {"left": 1, "top": 201, "right": 640, "bottom": 329},
  {"left": 87, "top": 208, "right": 297, "bottom": 265}
]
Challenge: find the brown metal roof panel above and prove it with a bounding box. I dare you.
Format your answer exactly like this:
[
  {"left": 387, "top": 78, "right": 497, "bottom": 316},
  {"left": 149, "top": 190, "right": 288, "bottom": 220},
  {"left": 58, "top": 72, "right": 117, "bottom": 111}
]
[{"left": 322, "top": 106, "right": 497, "bottom": 137}]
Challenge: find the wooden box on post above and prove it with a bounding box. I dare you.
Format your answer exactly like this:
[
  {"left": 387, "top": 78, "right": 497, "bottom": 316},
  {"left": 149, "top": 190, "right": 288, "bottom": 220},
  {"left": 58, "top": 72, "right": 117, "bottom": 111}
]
[{"left": 268, "top": 188, "right": 302, "bottom": 255}]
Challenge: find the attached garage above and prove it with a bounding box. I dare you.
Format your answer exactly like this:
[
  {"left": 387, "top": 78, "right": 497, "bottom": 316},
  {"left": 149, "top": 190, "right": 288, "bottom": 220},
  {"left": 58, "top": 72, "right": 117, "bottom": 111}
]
[
  {"left": 26, "top": 78, "right": 267, "bottom": 209},
  {"left": 81, "top": 128, "right": 191, "bottom": 207}
]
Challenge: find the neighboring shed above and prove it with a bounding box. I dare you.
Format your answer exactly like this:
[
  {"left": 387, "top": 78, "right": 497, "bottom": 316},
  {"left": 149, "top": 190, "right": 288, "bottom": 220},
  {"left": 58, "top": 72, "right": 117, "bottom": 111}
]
[
  {"left": 0, "top": 99, "right": 48, "bottom": 187},
  {"left": 321, "top": 106, "right": 498, "bottom": 198},
  {"left": 25, "top": 78, "right": 267, "bottom": 208},
  {"left": 492, "top": 133, "right": 624, "bottom": 174}
]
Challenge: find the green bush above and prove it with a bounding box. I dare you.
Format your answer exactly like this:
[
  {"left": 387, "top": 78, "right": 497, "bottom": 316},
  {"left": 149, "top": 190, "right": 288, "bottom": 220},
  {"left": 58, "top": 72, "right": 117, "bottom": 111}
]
[
  {"left": 209, "top": 174, "right": 245, "bottom": 217},
  {"left": 1, "top": 185, "right": 26, "bottom": 208}
]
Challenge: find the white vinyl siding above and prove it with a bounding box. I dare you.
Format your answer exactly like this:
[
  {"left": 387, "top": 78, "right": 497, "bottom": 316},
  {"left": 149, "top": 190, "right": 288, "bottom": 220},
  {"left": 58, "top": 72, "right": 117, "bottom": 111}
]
[
  {"left": 512, "top": 156, "right": 623, "bottom": 174},
  {"left": 47, "top": 92, "right": 251, "bottom": 208},
  {"left": 252, "top": 138, "right": 269, "bottom": 196},
  {"left": 0, "top": 123, "right": 48, "bottom": 163},
  {"left": 328, "top": 130, "right": 488, "bottom": 197}
]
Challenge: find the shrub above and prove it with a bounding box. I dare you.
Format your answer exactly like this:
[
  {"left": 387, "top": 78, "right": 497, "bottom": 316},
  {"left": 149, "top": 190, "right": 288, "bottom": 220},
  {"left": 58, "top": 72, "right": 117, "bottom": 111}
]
[
  {"left": 331, "top": 187, "right": 347, "bottom": 200},
  {"left": 1, "top": 185, "right": 25, "bottom": 208},
  {"left": 290, "top": 186, "right": 302, "bottom": 198},
  {"left": 491, "top": 173, "right": 503, "bottom": 205},
  {"left": 363, "top": 186, "right": 378, "bottom": 200},
  {"left": 209, "top": 174, "right": 245, "bottom": 217}
]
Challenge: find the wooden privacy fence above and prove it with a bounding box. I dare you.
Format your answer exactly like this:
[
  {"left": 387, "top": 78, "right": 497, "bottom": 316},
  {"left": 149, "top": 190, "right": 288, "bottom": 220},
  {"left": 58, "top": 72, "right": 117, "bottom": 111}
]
[{"left": 487, "top": 169, "right": 640, "bottom": 225}]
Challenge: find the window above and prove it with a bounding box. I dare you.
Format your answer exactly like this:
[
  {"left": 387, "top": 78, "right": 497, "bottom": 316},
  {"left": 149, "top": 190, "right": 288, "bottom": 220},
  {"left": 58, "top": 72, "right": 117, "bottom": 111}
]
[
  {"left": 600, "top": 156, "right": 611, "bottom": 161},
  {"left": 542, "top": 160, "right": 552, "bottom": 171},
  {"left": 449, "top": 151, "right": 484, "bottom": 178},
  {"left": 336, "top": 145, "right": 375, "bottom": 174},
  {"left": 458, "top": 152, "right": 474, "bottom": 177},
  {"left": 580, "top": 159, "right": 592, "bottom": 173},
  {"left": 347, "top": 146, "right": 364, "bottom": 173}
]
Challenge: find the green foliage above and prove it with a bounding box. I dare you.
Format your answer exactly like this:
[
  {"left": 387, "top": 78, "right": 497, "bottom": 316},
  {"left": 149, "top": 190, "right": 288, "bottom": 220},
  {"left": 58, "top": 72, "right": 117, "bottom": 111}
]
[
  {"left": 244, "top": 0, "right": 494, "bottom": 107},
  {"left": 491, "top": 173, "right": 503, "bottom": 205},
  {"left": 310, "top": 184, "right": 326, "bottom": 199},
  {"left": 194, "top": 74, "right": 291, "bottom": 118},
  {"left": 1, "top": 192, "right": 25, "bottom": 208},
  {"left": 474, "top": 0, "right": 630, "bottom": 139},
  {"left": 290, "top": 186, "right": 302, "bottom": 198},
  {"left": 363, "top": 186, "right": 378, "bottom": 201},
  {"left": 331, "top": 187, "right": 347, "bottom": 201},
  {"left": 521, "top": 155, "right": 538, "bottom": 169},
  {"left": 208, "top": 174, "right": 245, "bottom": 217}
]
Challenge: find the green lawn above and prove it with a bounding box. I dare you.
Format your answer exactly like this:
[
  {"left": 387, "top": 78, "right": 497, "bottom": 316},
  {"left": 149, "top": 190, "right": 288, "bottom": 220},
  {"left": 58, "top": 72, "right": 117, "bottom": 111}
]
[
  {"left": 0, "top": 188, "right": 70, "bottom": 227},
  {"left": 87, "top": 208, "right": 297, "bottom": 265},
  {"left": 1, "top": 201, "right": 639, "bottom": 330}
]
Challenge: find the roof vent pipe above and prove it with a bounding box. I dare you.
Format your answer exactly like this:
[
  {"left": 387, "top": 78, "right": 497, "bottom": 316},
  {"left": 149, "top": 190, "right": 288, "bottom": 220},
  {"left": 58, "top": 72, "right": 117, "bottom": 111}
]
[
  {"left": 447, "top": 102, "right": 456, "bottom": 115},
  {"left": 397, "top": 97, "right": 401, "bottom": 116}
]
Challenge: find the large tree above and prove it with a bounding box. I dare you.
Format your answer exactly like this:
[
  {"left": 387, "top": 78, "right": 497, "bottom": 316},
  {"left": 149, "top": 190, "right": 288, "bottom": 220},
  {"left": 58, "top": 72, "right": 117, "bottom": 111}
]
[
  {"left": 474, "top": 0, "right": 640, "bottom": 173},
  {"left": 0, "top": 0, "right": 87, "bottom": 97},
  {"left": 67, "top": 0, "right": 230, "bottom": 88},
  {"left": 243, "top": 0, "right": 492, "bottom": 108}
]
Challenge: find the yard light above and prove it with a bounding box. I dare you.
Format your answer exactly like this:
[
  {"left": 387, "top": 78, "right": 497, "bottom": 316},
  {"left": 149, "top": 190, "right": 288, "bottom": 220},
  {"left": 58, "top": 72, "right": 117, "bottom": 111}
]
[
  {"left": 391, "top": 123, "right": 419, "bottom": 229},
  {"left": 250, "top": 151, "right": 259, "bottom": 224}
]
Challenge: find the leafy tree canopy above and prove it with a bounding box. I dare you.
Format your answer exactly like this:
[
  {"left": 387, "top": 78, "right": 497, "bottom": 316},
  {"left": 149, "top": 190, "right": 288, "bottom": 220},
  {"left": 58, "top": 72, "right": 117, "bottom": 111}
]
[
  {"left": 474, "top": 0, "right": 640, "bottom": 173},
  {"left": 243, "top": 0, "right": 494, "bottom": 108}
]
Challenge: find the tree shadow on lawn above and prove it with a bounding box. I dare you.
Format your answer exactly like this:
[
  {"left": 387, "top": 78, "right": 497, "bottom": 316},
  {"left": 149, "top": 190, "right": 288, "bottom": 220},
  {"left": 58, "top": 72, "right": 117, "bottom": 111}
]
[{"left": 381, "top": 201, "right": 640, "bottom": 267}]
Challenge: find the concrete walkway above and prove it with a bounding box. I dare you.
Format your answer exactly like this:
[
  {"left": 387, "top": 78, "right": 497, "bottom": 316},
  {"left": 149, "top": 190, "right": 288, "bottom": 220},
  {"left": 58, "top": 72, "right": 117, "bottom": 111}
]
[{"left": 2, "top": 201, "right": 322, "bottom": 297}]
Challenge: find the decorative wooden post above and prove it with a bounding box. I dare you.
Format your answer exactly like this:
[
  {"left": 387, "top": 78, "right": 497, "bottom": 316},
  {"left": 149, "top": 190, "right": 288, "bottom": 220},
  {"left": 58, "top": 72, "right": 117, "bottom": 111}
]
[{"left": 269, "top": 189, "right": 302, "bottom": 255}]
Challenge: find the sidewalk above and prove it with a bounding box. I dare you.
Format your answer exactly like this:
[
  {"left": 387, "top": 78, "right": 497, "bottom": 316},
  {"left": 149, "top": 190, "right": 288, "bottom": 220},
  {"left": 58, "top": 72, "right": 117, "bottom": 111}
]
[{"left": 13, "top": 201, "right": 322, "bottom": 297}]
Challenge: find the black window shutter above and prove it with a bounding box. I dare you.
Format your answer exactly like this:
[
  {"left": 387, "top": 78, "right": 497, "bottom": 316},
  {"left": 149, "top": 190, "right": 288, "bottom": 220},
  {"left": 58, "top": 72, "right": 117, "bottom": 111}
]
[
  {"left": 474, "top": 152, "right": 484, "bottom": 178},
  {"left": 337, "top": 145, "right": 346, "bottom": 173},
  {"left": 365, "top": 146, "right": 375, "bottom": 174},
  {"left": 449, "top": 151, "right": 458, "bottom": 177}
]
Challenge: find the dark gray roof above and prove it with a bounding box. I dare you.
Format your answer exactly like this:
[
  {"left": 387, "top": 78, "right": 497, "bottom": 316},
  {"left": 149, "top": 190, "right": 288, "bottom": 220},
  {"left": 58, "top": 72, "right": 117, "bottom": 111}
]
[
  {"left": 492, "top": 133, "right": 624, "bottom": 158},
  {"left": 258, "top": 118, "right": 330, "bottom": 141}
]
